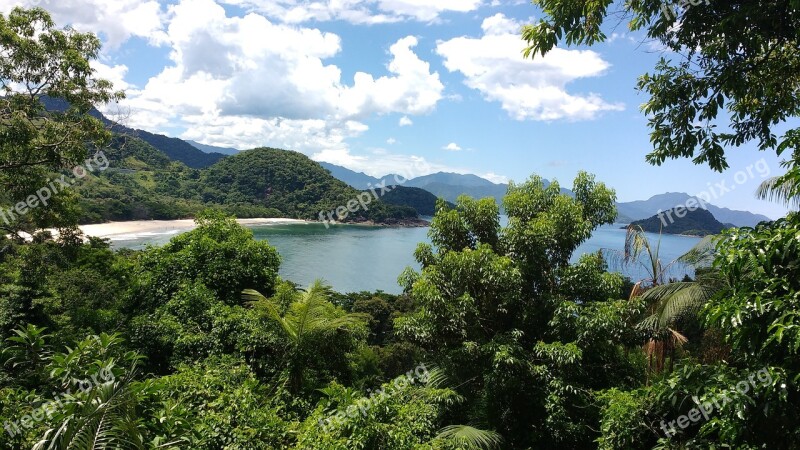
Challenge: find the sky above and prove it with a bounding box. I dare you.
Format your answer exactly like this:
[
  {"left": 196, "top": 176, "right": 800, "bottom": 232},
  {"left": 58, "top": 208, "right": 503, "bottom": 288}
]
[{"left": 1, "top": 0, "right": 794, "bottom": 218}]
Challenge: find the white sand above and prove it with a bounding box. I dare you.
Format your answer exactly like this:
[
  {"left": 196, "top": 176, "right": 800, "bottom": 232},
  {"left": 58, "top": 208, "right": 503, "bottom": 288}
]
[{"left": 77, "top": 218, "right": 311, "bottom": 239}]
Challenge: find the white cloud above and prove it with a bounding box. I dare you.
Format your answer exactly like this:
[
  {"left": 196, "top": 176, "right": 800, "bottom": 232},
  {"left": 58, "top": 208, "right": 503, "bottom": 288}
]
[
  {"left": 387, "top": 137, "right": 397, "bottom": 144},
  {"left": 443, "top": 142, "right": 462, "bottom": 151},
  {"left": 399, "top": 116, "right": 413, "bottom": 126},
  {"left": 482, "top": 172, "right": 509, "bottom": 184},
  {"left": 311, "top": 148, "right": 449, "bottom": 180},
  {"left": 436, "top": 13, "right": 624, "bottom": 121},
  {"left": 91, "top": 0, "right": 443, "bottom": 153},
  {"left": 0, "top": 0, "right": 168, "bottom": 48},
  {"left": 219, "top": 0, "right": 483, "bottom": 24}
]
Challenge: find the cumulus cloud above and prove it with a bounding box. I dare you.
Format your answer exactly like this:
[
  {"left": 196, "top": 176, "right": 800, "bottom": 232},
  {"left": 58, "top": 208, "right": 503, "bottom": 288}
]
[
  {"left": 0, "top": 0, "right": 168, "bottom": 47},
  {"left": 90, "top": 0, "right": 443, "bottom": 150},
  {"left": 399, "top": 116, "right": 413, "bottom": 126},
  {"left": 219, "top": 0, "right": 484, "bottom": 24},
  {"left": 443, "top": 142, "right": 462, "bottom": 151},
  {"left": 436, "top": 13, "right": 624, "bottom": 121}
]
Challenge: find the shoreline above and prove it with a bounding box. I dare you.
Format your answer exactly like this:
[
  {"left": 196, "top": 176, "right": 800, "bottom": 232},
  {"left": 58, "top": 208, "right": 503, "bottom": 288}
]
[
  {"left": 73, "top": 217, "right": 429, "bottom": 240},
  {"left": 77, "top": 218, "right": 313, "bottom": 239}
]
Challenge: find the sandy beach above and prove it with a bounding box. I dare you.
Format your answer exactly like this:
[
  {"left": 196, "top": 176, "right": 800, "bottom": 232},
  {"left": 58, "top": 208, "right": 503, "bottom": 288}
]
[{"left": 77, "top": 218, "right": 312, "bottom": 239}]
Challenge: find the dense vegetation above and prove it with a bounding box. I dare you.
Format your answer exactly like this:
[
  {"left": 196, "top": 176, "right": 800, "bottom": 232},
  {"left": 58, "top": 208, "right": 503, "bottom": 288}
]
[
  {"left": 1, "top": 3, "right": 800, "bottom": 449},
  {"left": 198, "top": 148, "right": 419, "bottom": 224},
  {"left": 629, "top": 208, "right": 731, "bottom": 236},
  {"left": 380, "top": 186, "right": 452, "bottom": 216}
]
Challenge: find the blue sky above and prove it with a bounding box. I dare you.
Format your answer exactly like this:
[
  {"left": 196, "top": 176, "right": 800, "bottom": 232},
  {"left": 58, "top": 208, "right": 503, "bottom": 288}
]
[{"left": 3, "top": 0, "right": 793, "bottom": 218}]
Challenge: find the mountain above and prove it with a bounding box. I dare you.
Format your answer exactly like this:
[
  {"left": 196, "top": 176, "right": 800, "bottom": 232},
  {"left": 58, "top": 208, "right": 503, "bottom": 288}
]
[
  {"left": 128, "top": 130, "right": 227, "bottom": 169},
  {"left": 406, "top": 172, "right": 500, "bottom": 188},
  {"left": 73, "top": 142, "right": 425, "bottom": 225},
  {"left": 38, "top": 96, "right": 227, "bottom": 169},
  {"left": 187, "top": 140, "right": 241, "bottom": 156},
  {"left": 629, "top": 208, "right": 730, "bottom": 236},
  {"left": 199, "top": 148, "right": 421, "bottom": 224},
  {"left": 402, "top": 172, "right": 509, "bottom": 204},
  {"left": 617, "top": 193, "right": 771, "bottom": 227},
  {"left": 315, "top": 164, "right": 511, "bottom": 204},
  {"left": 380, "top": 186, "right": 454, "bottom": 216},
  {"left": 318, "top": 162, "right": 381, "bottom": 189}
]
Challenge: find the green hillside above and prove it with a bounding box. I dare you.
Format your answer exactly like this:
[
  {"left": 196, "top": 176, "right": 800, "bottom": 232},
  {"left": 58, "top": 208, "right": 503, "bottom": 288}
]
[
  {"left": 72, "top": 142, "right": 420, "bottom": 225},
  {"left": 198, "top": 148, "right": 419, "bottom": 223},
  {"left": 629, "top": 207, "right": 729, "bottom": 236},
  {"left": 380, "top": 186, "right": 453, "bottom": 216}
]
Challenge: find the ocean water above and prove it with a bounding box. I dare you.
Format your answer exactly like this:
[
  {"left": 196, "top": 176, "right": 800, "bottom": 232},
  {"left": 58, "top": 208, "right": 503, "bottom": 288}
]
[{"left": 109, "top": 222, "right": 701, "bottom": 294}]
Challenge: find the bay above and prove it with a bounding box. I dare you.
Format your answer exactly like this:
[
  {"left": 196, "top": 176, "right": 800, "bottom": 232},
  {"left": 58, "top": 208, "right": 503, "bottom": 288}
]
[{"left": 109, "top": 222, "right": 702, "bottom": 295}]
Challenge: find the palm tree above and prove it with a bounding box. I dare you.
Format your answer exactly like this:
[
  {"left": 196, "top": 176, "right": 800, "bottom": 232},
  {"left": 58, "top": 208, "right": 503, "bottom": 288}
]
[
  {"left": 243, "top": 279, "right": 367, "bottom": 393},
  {"left": 756, "top": 154, "right": 799, "bottom": 209},
  {"left": 34, "top": 368, "right": 146, "bottom": 450},
  {"left": 608, "top": 227, "right": 720, "bottom": 378}
]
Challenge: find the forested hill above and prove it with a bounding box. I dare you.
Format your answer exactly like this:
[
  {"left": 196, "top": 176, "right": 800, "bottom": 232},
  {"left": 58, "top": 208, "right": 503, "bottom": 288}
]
[
  {"left": 629, "top": 208, "right": 732, "bottom": 236},
  {"left": 73, "top": 141, "right": 421, "bottom": 225},
  {"left": 198, "top": 148, "right": 421, "bottom": 223},
  {"left": 380, "top": 186, "right": 454, "bottom": 216}
]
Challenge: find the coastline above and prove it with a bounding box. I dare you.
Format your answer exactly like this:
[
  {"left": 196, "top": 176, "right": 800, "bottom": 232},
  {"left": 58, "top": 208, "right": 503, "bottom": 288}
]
[
  {"left": 77, "top": 218, "right": 312, "bottom": 239},
  {"left": 73, "top": 216, "right": 429, "bottom": 240}
]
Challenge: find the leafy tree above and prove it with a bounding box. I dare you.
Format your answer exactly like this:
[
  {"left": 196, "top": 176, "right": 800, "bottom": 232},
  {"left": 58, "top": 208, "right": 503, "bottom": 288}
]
[
  {"left": 0, "top": 7, "right": 123, "bottom": 232},
  {"left": 131, "top": 211, "right": 281, "bottom": 312},
  {"left": 522, "top": 0, "right": 800, "bottom": 173},
  {"left": 243, "top": 280, "right": 368, "bottom": 394},
  {"left": 397, "top": 173, "right": 639, "bottom": 448}
]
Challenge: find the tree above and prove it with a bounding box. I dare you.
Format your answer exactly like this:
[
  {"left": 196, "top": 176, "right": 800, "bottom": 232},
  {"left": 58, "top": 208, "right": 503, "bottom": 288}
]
[
  {"left": 0, "top": 7, "right": 124, "bottom": 231},
  {"left": 522, "top": 0, "right": 800, "bottom": 174},
  {"left": 243, "top": 280, "right": 367, "bottom": 394},
  {"left": 397, "top": 173, "right": 640, "bottom": 448}
]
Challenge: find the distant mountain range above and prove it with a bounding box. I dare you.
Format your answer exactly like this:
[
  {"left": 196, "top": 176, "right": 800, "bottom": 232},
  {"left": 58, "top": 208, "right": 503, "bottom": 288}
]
[
  {"left": 617, "top": 192, "right": 771, "bottom": 228},
  {"left": 186, "top": 140, "right": 241, "bottom": 156},
  {"left": 39, "top": 97, "right": 228, "bottom": 169},
  {"left": 40, "top": 96, "right": 775, "bottom": 229},
  {"left": 318, "top": 162, "right": 774, "bottom": 228}
]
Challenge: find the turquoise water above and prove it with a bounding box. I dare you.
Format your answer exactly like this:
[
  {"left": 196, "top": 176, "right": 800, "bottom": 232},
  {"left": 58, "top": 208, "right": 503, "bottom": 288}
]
[{"left": 110, "top": 223, "right": 701, "bottom": 294}]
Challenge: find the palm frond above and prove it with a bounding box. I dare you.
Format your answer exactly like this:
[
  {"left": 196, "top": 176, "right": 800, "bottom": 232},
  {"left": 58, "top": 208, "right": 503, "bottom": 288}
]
[
  {"left": 637, "top": 282, "right": 716, "bottom": 330},
  {"left": 756, "top": 175, "right": 800, "bottom": 209},
  {"left": 34, "top": 374, "right": 145, "bottom": 450},
  {"left": 677, "top": 235, "right": 719, "bottom": 267},
  {"left": 435, "top": 425, "right": 503, "bottom": 450},
  {"left": 424, "top": 367, "right": 451, "bottom": 389}
]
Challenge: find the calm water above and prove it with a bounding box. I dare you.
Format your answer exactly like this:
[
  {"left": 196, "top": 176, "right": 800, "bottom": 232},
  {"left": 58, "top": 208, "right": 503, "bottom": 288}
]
[{"left": 110, "top": 223, "right": 701, "bottom": 294}]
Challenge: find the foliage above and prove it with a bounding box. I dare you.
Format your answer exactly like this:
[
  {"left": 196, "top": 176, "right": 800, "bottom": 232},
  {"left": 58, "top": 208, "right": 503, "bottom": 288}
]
[
  {"left": 397, "top": 172, "right": 639, "bottom": 448},
  {"left": 522, "top": 0, "right": 800, "bottom": 173},
  {"left": 0, "top": 7, "right": 123, "bottom": 232}
]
